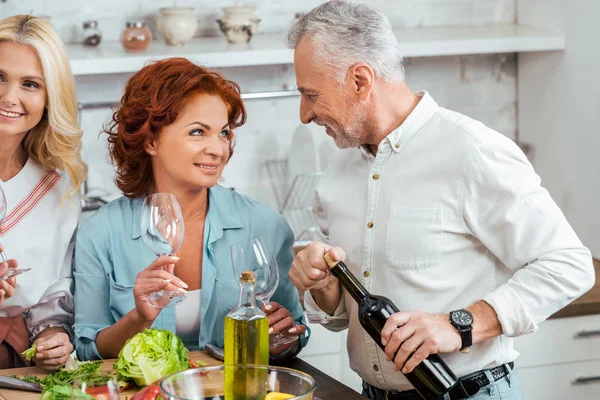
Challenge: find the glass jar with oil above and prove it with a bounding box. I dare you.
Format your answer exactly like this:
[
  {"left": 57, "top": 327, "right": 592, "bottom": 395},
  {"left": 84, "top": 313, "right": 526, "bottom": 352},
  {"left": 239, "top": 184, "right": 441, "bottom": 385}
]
[{"left": 224, "top": 270, "right": 269, "bottom": 399}]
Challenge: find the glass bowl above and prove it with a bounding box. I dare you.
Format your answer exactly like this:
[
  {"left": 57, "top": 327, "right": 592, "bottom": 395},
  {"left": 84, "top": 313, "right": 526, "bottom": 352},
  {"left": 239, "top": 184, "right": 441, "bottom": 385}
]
[{"left": 159, "top": 364, "right": 317, "bottom": 400}]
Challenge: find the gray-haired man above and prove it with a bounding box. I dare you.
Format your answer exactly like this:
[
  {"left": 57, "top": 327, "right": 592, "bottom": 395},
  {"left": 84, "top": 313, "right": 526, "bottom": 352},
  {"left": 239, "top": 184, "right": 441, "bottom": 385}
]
[{"left": 286, "top": 1, "right": 594, "bottom": 400}]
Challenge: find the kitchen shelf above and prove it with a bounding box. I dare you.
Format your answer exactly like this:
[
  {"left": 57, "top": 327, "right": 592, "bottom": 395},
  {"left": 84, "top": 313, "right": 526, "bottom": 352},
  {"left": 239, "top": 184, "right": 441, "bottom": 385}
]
[{"left": 68, "top": 24, "right": 565, "bottom": 76}]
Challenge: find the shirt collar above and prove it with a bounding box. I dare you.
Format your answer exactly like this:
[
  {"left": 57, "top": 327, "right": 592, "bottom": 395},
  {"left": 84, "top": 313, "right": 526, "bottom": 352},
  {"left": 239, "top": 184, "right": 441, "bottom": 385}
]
[
  {"left": 388, "top": 91, "right": 438, "bottom": 152},
  {"left": 130, "top": 185, "right": 243, "bottom": 240},
  {"left": 359, "top": 91, "right": 438, "bottom": 156}
]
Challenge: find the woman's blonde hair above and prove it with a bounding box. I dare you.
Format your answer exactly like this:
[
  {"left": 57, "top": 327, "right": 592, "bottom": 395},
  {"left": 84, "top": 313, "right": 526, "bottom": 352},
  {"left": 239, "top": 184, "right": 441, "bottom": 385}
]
[{"left": 0, "top": 15, "right": 86, "bottom": 197}]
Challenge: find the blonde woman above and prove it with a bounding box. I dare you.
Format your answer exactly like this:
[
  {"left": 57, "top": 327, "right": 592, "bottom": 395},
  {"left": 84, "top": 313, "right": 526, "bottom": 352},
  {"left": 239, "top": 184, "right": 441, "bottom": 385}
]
[{"left": 0, "top": 15, "right": 86, "bottom": 370}]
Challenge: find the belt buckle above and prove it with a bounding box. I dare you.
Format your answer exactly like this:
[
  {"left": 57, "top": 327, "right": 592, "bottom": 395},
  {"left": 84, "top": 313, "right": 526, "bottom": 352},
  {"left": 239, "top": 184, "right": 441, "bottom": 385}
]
[{"left": 384, "top": 390, "right": 403, "bottom": 400}]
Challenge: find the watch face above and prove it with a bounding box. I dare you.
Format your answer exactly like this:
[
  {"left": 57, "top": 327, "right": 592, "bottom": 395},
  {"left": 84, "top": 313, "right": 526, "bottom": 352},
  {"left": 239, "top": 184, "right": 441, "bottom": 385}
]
[{"left": 451, "top": 310, "right": 473, "bottom": 327}]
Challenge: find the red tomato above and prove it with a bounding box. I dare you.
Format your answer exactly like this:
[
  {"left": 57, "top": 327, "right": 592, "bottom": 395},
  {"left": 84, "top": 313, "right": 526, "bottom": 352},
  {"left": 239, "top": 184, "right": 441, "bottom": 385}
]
[
  {"left": 85, "top": 386, "right": 110, "bottom": 397},
  {"left": 131, "top": 384, "right": 162, "bottom": 400}
]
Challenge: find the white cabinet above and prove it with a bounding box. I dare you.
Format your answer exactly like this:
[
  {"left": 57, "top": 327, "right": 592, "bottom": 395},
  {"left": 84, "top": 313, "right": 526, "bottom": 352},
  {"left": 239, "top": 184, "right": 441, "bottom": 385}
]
[
  {"left": 300, "top": 324, "right": 345, "bottom": 382},
  {"left": 300, "top": 324, "right": 364, "bottom": 393},
  {"left": 518, "top": 360, "right": 600, "bottom": 400},
  {"left": 514, "top": 314, "right": 600, "bottom": 400}
]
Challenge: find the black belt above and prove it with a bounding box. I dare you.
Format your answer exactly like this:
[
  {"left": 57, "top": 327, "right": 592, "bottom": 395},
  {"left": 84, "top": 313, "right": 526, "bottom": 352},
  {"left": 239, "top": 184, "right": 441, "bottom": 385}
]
[{"left": 362, "top": 362, "right": 514, "bottom": 400}]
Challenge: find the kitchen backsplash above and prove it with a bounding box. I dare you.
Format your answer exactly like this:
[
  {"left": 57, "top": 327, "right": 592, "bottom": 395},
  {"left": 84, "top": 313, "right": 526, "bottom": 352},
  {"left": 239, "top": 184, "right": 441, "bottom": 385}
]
[{"left": 0, "top": 0, "right": 517, "bottom": 214}]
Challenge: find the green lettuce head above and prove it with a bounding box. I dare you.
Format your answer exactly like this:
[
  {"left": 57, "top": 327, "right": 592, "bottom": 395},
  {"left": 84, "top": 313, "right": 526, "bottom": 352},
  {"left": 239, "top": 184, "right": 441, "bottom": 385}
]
[{"left": 114, "top": 328, "right": 189, "bottom": 386}]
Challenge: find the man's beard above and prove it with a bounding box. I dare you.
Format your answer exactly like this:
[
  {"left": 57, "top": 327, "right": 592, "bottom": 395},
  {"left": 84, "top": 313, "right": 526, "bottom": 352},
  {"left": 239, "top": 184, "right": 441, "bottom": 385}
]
[{"left": 331, "top": 101, "right": 368, "bottom": 149}]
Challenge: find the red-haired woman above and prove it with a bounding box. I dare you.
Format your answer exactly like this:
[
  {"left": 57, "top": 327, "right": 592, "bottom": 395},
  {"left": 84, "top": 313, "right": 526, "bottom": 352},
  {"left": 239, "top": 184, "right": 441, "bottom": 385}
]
[{"left": 72, "top": 58, "right": 308, "bottom": 361}]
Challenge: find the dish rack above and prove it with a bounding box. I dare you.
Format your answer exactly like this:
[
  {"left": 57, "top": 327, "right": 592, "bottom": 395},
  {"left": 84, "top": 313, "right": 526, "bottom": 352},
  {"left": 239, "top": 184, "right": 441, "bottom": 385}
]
[{"left": 265, "top": 160, "right": 325, "bottom": 244}]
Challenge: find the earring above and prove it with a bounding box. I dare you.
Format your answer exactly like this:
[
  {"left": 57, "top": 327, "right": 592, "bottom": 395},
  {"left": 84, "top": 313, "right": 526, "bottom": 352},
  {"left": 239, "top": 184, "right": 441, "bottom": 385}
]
[{"left": 149, "top": 150, "right": 156, "bottom": 155}]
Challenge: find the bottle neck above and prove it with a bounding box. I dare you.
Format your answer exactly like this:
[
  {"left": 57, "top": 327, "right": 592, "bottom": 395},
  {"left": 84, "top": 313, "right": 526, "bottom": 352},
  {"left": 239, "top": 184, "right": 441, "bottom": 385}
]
[
  {"left": 331, "top": 261, "right": 369, "bottom": 303},
  {"left": 238, "top": 281, "right": 258, "bottom": 308}
]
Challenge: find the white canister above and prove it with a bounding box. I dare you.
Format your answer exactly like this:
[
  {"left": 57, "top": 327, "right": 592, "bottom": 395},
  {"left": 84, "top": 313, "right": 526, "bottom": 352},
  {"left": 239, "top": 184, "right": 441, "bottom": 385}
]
[{"left": 158, "top": 7, "right": 198, "bottom": 45}]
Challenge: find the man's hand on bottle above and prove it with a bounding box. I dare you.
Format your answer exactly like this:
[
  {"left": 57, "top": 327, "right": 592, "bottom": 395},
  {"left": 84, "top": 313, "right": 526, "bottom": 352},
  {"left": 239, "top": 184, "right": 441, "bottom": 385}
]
[
  {"left": 289, "top": 241, "right": 343, "bottom": 291},
  {"left": 380, "top": 311, "right": 462, "bottom": 374}
]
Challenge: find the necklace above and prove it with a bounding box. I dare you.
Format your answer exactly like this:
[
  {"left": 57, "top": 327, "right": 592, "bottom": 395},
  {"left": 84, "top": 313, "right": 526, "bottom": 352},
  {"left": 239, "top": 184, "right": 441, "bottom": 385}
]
[{"left": 184, "top": 201, "right": 208, "bottom": 221}]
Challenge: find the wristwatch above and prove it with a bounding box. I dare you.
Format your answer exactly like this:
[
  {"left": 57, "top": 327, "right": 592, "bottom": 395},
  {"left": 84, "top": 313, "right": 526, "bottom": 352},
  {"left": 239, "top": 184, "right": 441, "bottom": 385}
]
[{"left": 449, "top": 309, "right": 473, "bottom": 354}]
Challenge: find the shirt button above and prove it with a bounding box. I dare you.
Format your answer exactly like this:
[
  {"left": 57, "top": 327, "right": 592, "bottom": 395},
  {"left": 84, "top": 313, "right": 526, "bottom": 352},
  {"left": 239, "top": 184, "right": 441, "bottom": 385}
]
[
  {"left": 395, "top": 143, "right": 400, "bottom": 149},
  {"left": 373, "top": 364, "right": 380, "bottom": 372},
  {"left": 367, "top": 222, "right": 374, "bottom": 229},
  {"left": 363, "top": 270, "right": 371, "bottom": 278},
  {"left": 373, "top": 174, "right": 380, "bottom": 180}
]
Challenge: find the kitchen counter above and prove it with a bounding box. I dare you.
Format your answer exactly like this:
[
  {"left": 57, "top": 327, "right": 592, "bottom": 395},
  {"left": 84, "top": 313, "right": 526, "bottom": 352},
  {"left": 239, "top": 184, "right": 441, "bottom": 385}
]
[
  {"left": 0, "top": 350, "right": 366, "bottom": 399},
  {"left": 550, "top": 258, "right": 600, "bottom": 319}
]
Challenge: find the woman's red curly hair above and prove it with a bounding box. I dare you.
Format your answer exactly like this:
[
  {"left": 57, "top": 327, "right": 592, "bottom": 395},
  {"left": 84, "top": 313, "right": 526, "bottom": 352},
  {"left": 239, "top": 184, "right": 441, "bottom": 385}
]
[{"left": 105, "top": 57, "right": 246, "bottom": 198}]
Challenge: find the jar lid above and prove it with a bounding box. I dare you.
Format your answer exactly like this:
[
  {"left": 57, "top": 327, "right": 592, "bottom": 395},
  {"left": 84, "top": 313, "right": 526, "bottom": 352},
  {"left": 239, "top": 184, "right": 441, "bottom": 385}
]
[
  {"left": 83, "top": 20, "right": 97, "bottom": 29},
  {"left": 126, "top": 21, "right": 145, "bottom": 28}
]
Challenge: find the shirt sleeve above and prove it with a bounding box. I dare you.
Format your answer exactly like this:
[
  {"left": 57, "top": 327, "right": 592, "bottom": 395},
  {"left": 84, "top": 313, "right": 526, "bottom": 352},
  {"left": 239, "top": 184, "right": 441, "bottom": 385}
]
[
  {"left": 462, "top": 142, "right": 595, "bottom": 337},
  {"left": 270, "top": 215, "right": 311, "bottom": 353},
  {"left": 24, "top": 231, "right": 75, "bottom": 342},
  {"left": 313, "top": 190, "right": 329, "bottom": 238},
  {"left": 303, "top": 289, "right": 349, "bottom": 332},
  {"left": 306, "top": 189, "right": 349, "bottom": 331},
  {"left": 72, "top": 218, "right": 113, "bottom": 360}
]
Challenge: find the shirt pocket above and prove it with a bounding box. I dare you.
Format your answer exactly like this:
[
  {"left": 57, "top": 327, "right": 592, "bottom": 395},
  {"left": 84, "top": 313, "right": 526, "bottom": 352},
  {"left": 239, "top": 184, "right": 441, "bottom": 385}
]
[
  {"left": 386, "top": 206, "right": 443, "bottom": 270},
  {"left": 107, "top": 275, "right": 136, "bottom": 317}
]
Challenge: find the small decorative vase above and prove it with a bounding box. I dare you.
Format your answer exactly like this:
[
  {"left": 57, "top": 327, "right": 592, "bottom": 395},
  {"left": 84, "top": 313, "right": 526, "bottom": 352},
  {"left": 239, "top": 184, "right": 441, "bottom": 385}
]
[{"left": 217, "top": 5, "right": 261, "bottom": 44}]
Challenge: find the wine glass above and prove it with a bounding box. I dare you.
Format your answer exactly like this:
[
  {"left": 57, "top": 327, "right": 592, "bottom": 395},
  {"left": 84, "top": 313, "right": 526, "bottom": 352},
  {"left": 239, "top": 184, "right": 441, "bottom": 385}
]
[
  {"left": 140, "top": 193, "right": 185, "bottom": 308},
  {"left": 230, "top": 236, "right": 299, "bottom": 349},
  {"left": 71, "top": 372, "right": 120, "bottom": 400},
  {"left": 0, "top": 184, "right": 32, "bottom": 279}
]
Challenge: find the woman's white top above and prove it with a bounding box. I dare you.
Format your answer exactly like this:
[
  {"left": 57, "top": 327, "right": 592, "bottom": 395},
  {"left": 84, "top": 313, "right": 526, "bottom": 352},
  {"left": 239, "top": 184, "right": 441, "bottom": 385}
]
[
  {"left": 175, "top": 289, "right": 201, "bottom": 349},
  {"left": 0, "top": 157, "right": 80, "bottom": 339}
]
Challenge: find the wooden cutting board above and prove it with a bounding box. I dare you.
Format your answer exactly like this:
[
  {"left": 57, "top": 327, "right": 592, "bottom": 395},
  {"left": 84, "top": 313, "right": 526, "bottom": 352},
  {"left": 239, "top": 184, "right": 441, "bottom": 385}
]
[{"left": 0, "top": 350, "right": 223, "bottom": 399}]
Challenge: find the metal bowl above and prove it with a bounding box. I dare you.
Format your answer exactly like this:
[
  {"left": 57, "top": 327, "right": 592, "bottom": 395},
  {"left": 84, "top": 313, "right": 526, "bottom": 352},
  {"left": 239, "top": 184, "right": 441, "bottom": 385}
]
[{"left": 159, "top": 364, "right": 317, "bottom": 399}]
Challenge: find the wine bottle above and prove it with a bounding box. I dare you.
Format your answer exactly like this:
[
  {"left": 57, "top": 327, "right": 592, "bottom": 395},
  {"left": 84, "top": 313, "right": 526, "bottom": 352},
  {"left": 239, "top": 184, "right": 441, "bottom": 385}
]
[
  {"left": 323, "top": 254, "right": 459, "bottom": 400},
  {"left": 224, "top": 270, "right": 269, "bottom": 400}
]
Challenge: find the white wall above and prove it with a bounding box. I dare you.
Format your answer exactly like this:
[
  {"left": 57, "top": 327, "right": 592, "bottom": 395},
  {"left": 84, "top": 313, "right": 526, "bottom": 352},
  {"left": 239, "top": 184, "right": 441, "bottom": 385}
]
[
  {"left": 1, "top": 0, "right": 515, "bottom": 43},
  {"left": 518, "top": 0, "right": 600, "bottom": 257},
  {"left": 0, "top": 0, "right": 518, "bottom": 210}
]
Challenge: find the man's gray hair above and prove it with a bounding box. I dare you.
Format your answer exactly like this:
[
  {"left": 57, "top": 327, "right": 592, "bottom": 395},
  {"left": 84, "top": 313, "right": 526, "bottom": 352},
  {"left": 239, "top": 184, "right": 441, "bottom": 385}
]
[{"left": 286, "top": 0, "right": 405, "bottom": 83}]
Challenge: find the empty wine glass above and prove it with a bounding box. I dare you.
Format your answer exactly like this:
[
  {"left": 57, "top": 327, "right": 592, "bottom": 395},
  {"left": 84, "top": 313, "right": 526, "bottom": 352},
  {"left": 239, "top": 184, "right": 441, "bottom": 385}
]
[
  {"left": 71, "top": 372, "right": 120, "bottom": 400},
  {"left": 140, "top": 193, "right": 185, "bottom": 308},
  {"left": 0, "top": 184, "right": 31, "bottom": 279},
  {"left": 230, "top": 236, "right": 299, "bottom": 349}
]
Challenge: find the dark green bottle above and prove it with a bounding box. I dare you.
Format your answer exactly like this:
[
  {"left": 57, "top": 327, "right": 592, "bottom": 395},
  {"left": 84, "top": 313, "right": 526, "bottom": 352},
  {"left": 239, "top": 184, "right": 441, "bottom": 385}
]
[{"left": 324, "top": 254, "right": 459, "bottom": 400}]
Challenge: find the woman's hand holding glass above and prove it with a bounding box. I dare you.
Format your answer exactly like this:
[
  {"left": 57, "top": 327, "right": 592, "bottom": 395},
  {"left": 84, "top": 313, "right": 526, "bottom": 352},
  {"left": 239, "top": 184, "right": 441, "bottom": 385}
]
[
  {"left": 0, "top": 244, "right": 17, "bottom": 307},
  {"left": 132, "top": 255, "right": 188, "bottom": 323},
  {"left": 263, "top": 301, "right": 307, "bottom": 356},
  {"left": 230, "top": 236, "right": 305, "bottom": 355},
  {"left": 140, "top": 193, "right": 187, "bottom": 308},
  {"left": 0, "top": 185, "right": 31, "bottom": 277}
]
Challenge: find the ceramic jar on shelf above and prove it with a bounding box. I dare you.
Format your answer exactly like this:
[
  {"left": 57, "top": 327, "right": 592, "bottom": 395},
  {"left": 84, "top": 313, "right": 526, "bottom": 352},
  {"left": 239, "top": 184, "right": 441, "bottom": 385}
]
[
  {"left": 217, "top": 5, "right": 261, "bottom": 44},
  {"left": 82, "top": 20, "right": 102, "bottom": 47},
  {"left": 157, "top": 7, "right": 197, "bottom": 45}
]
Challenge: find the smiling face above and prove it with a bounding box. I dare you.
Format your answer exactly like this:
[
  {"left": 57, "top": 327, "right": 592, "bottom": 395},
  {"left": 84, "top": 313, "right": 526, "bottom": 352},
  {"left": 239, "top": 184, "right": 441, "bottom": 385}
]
[
  {"left": 0, "top": 41, "right": 47, "bottom": 141},
  {"left": 147, "top": 93, "right": 232, "bottom": 191},
  {"left": 293, "top": 37, "right": 367, "bottom": 149}
]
